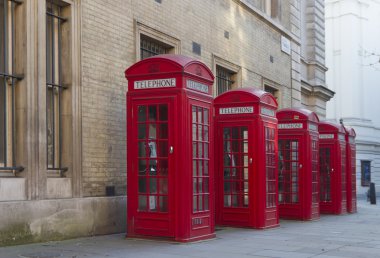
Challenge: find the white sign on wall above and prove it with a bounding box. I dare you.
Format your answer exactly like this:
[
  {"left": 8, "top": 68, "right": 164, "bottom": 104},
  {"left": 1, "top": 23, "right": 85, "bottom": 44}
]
[{"left": 281, "top": 36, "right": 291, "bottom": 55}]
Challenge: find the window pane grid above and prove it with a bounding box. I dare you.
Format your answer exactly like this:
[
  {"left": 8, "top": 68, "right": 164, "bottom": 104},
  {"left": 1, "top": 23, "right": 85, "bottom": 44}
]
[
  {"left": 265, "top": 127, "right": 276, "bottom": 208},
  {"left": 361, "top": 160, "right": 371, "bottom": 186},
  {"left": 216, "top": 66, "right": 234, "bottom": 96},
  {"left": 341, "top": 144, "right": 346, "bottom": 201},
  {"left": 192, "top": 106, "right": 210, "bottom": 212},
  {"left": 311, "top": 138, "right": 319, "bottom": 204},
  {"left": 278, "top": 140, "right": 299, "bottom": 204},
  {"left": 0, "top": 0, "right": 23, "bottom": 173},
  {"left": 223, "top": 126, "right": 249, "bottom": 208},
  {"left": 351, "top": 147, "right": 356, "bottom": 199},
  {"left": 319, "top": 147, "right": 331, "bottom": 202},
  {"left": 137, "top": 104, "right": 169, "bottom": 212}
]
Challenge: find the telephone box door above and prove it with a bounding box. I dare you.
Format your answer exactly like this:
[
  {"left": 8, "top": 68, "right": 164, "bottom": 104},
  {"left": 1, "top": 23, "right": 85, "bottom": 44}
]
[
  {"left": 320, "top": 145, "right": 333, "bottom": 206},
  {"left": 130, "top": 98, "right": 174, "bottom": 237},
  {"left": 278, "top": 136, "right": 302, "bottom": 207},
  {"left": 217, "top": 123, "right": 252, "bottom": 226},
  {"left": 340, "top": 143, "right": 347, "bottom": 213}
]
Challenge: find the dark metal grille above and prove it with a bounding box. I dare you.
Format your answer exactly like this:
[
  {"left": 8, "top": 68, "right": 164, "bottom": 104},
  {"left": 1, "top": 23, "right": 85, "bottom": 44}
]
[
  {"left": 264, "top": 86, "right": 277, "bottom": 97},
  {"left": 140, "top": 37, "right": 168, "bottom": 60},
  {"left": 46, "top": 0, "right": 67, "bottom": 174},
  {"left": 0, "top": 0, "right": 23, "bottom": 174},
  {"left": 216, "top": 66, "right": 234, "bottom": 96},
  {"left": 264, "top": 85, "right": 279, "bottom": 106}
]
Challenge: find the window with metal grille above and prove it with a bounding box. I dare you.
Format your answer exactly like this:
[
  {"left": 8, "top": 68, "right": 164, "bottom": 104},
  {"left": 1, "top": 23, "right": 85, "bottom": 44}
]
[
  {"left": 264, "top": 85, "right": 276, "bottom": 96},
  {"left": 192, "top": 106, "right": 210, "bottom": 212},
  {"left": 46, "top": 0, "right": 67, "bottom": 174},
  {"left": 0, "top": 0, "right": 23, "bottom": 174},
  {"left": 264, "top": 85, "right": 279, "bottom": 104},
  {"left": 265, "top": 0, "right": 280, "bottom": 19},
  {"left": 140, "top": 36, "right": 171, "bottom": 60},
  {"left": 216, "top": 66, "right": 235, "bottom": 96}
]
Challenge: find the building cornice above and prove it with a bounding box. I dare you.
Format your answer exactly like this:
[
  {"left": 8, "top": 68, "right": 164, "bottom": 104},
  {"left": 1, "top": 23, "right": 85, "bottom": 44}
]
[
  {"left": 356, "top": 140, "right": 380, "bottom": 147},
  {"left": 301, "top": 80, "right": 335, "bottom": 101},
  {"left": 301, "top": 59, "right": 329, "bottom": 72}
]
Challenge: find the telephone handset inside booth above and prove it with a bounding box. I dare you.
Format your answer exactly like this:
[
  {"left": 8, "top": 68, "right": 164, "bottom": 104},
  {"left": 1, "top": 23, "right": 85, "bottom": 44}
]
[
  {"left": 148, "top": 119, "right": 158, "bottom": 172},
  {"left": 223, "top": 131, "right": 237, "bottom": 175},
  {"left": 278, "top": 151, "right": 284, "bottom": 203},
  {"left": 148, "top": 138, "right": 157, "bottom": 173}
]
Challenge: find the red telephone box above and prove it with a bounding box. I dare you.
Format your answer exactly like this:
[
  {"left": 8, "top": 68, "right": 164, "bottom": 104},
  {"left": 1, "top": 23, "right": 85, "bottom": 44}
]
[
  {"left": 318, "top": 121, "right": 347, "bottom": 215},
  {"left": 345, "top": 127, "right": 357, "bottom": 213},
  {"left": 125, "top": 54, "right": 215, "bottom": 242},
  {"left": 276, "top": 108, "right": 320, "bottom": 221},
  {"left": 214, "top": 88, "right": 279, "bottom": 229}
]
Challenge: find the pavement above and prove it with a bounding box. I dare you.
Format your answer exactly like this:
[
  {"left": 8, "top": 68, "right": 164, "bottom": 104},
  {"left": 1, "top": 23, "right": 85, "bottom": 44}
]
[{"left": 1, "top": 198, "right": 380, "bottom": 258}]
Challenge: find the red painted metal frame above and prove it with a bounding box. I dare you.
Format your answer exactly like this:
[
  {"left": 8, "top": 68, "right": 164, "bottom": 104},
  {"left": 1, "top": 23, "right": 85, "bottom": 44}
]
[
  {"left": 345, "top": 127, "right": 357, "bottom": 213},
  {"left": 125, "top": 54, "right": 215, "bottom": 242},
  {"left": 318, "top": 121, "right": 347, "bottom": 215},
  {"left": 276, "top": 108, "right": 320, "bottom": 221},
  {"left": 214, "top": 87, "right": 279, "bottom": 229}
]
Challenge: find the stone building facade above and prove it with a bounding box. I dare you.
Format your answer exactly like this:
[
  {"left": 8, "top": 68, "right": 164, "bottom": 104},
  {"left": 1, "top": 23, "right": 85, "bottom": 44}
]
[{"left": 0, "top": 0, "right": 332, "bottom": 245}]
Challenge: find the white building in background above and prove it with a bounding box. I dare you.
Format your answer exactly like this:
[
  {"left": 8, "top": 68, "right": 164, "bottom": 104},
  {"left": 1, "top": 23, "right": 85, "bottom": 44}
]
[{"left": 325, "top": 0, "right": 380, "bottom": 195}]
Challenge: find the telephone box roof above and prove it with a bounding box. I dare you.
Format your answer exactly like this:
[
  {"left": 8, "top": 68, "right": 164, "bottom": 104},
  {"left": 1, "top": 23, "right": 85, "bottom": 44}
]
[
  {"left": 214, "top": 87, "right": 278, "bottom": 108},
  {"left": 276, "top": 108, "right": 320, "bottom": 123},
  {"left": 319, "top": 121, "right": 346, "bottom": 134},
  {"left": 125, "top": 54, "right": 214, "bottom": 82},
  {"left": 345, "top": 126, "right": 356, "bottom": 137}
]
